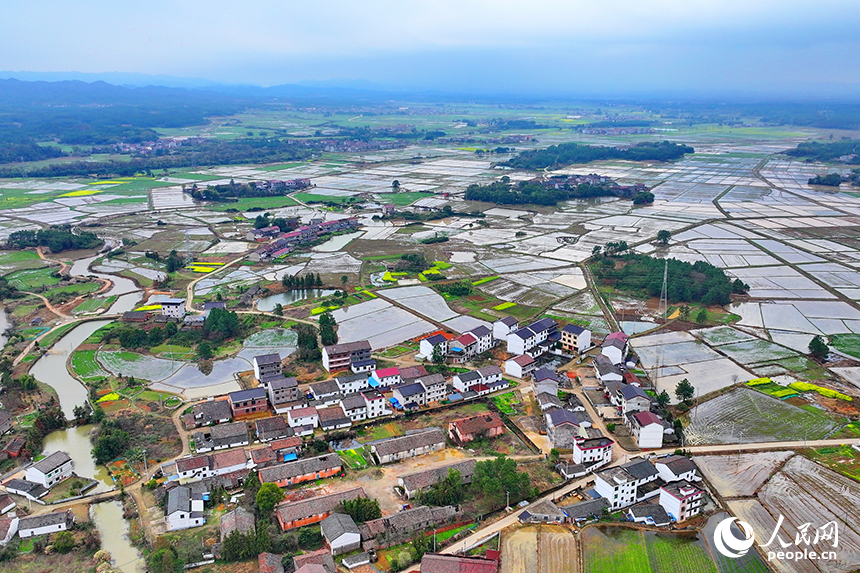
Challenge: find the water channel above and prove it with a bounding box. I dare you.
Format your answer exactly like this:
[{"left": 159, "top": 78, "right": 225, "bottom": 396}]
[
  {"left": 90, "top": 500, "right": 145, "bottom": 573},
  {"left": 30, "top": 319, "right": 112, "bottom": 419},
  {"left": 42, "top": 424, "right": 113, "bottom": 491}
]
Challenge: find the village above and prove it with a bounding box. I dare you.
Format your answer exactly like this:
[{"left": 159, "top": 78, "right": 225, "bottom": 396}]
[{"left": 0, "top": 110, "right": 859, "bottom": 573}]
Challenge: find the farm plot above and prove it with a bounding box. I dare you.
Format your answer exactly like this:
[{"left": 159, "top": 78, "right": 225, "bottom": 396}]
[
  {"left": 97, "top": 350, "right": 183, "bottom": 382},
  {"left": 70, "top": 350, "right": 109, "bottom": 379},
  {"left": 581, "top": 527, "right": 650, "bottom": 573},
  {"left": 695, "top": 451, "right": 794, "bottom": 497},
  {"left": 717, "top": 338, "right": 799, "bottom": 366},
  {"left": 500, "top": 526, "right": 539, "bottom": 573},
  {"left": 692, "top": 326, "right": 754, "bottom": 346},
  {"left": 330, "top": 298, "right": 435, "bottom": 349},
  {"left": 240, "top": 328, "right": 297, "bottom": 358},
  {"left": 758, "top": 456, "right": 860, "bottom": 572},
  {"left": 382, "top": 285, "right": 458, "bottom": 322},
  {"left": 539, "top": 526, "right": 577, "bottom": 573},
  {"left": 684, "top": 388, "right": 840, "bottom": 445},
  {"left": 724, "top": 501, "right": 818, "bottom": 573}
]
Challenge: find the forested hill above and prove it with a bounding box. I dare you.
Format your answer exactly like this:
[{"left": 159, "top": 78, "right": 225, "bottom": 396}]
[
  {"left": 784, "top": 139, "right": 860, "bottom": 164},
  {"left": 501, "top": 141, "right": 694, "bottom": 170}
]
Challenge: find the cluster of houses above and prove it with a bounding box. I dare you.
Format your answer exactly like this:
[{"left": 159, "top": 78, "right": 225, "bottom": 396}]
[
  {"left": 249, "top": 217, "right": 361, "bottom": 262},
  {"left": 4, "top": 451, "right": 75, "bottom": 501}
]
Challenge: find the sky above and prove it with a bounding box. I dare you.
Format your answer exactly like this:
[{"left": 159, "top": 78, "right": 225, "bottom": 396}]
[{"left": 3, "top": 0, "right": 860, "bottom": 97}]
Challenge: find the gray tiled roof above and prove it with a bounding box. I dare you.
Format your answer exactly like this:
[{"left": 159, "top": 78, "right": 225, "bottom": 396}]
[
  {"left": 399, "top": 459, "right": 476, "bottom": 493},
  {"left": 276, "top": 487, "right": 365, "bottom": 524},
  {"left": 18, "top": 510, "right": 73, "bottom": 531},
  {"left": 166, "top": 486, "right": 192, "bottom": 514},
  {"left": 321, "top": 513, "right": 359, "bottom": 541},
  {"left": 258, "top": 453, "right": 341, "bottom": 483},
  {"left": 31, "top": 451, "right": 71, "bottom": 474},
  {"left": 373, "top": 428, "right": 445, "bottom": 457}
]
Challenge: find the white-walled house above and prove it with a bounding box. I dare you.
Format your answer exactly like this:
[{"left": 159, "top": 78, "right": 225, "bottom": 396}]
[
  {"left": 0, "top": 516, "right": 18, "bottom": 545},
  {"left": 370, "top": 367, "right": 401, "bottom": 388},
  {"left": 288, "top": 407, "right": 320, "bottom": 428},
  {"left": 18, "top": 510, "right": 75, "bottom": 538},
  {"left": 25, "top": 451, "right": 73, "bottom": 488},
  {"left": 504, "top": 354, "right": 536, "bottom": 378},
  {"left": 166, "top": 486, "right": 205, "bottom": 531},
  {"left": 600, "top": 332, "right": 629, "bottom": 365},
  {"left": 493, "top": 316, "right": 519, "bottom": 342},
  {"left": 161, "top": 298, "right": 187, "bottom": 319},
  {"left": 572, "top": 436, "right": 613, "bottom": 468},
  {"left": 362, "top": 389, "right": 388, "bottom": 419},
  {"left": 655, "top": 455, "right": 701, "bottom": 483},
  {"left": 594, "top": 458, "right": 660, "bottom": 510},
  {"left": 560, "top": 324, "right": 591, "bottom": 354},
  {"left": 419, "top": 334, "right": 448, "bottom": 360},
  {"left": 321, "top": 513, "right": 361, "bottom": 555},
  {"left": 626, "top": 411, "right": 663, "bottom": 449},
  {"left": 659, "top": 480, "right": 704, "bottom": 522},
  {"left": 506, "top": 318, "right": 558, "bottom": 357}
]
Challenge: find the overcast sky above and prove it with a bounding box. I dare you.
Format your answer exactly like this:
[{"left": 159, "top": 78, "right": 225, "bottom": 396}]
[{"left": 3, "top": 0, "right": 859, "bottom": 97}]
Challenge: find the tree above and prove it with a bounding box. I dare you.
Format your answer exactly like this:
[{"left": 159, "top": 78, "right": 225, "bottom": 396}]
[
  {"left": 656, "top": 390, "right": 671, "bottom": 408},
  {"left": 149, "top": 548, "right": 181, "bottom": 573},
  {"left": 809, "top": 335, "right": 829, "bottom": 361},
  {"left": 431, "top": 344, "right": 445, "bottom": 365},
  {"left": 656, "top": 230, "right": 671, "bottom": 245},
  {"left": 675, "top": 378, "right": 695, "bottom": 405},
  {"left": 416, "top": 469, "right": 463, "bottom": 507},
  {"left": 337, "top": 497, "right": 382, "bottom": 522},
  {"left": 732, "top": 278, "right": 749, "bottom": 294},
  {"left": 256, "top": 482, "right": 284, "bottom": 514},
  {"left": 340, "top": 275, "right": 348, "bottom": 286},
  {"left": 392, "top": 180, "right": 400, "bottom": 189},
  {"left": 606, "top": 422, "right": 616, "bottom": 432},
  {"left": 52, "top": 530, "right": 75, "bottom": 553},
  {"left": 591, "top": 245, "right": 602, "bottom": 257},
  {"left": 244, "top": 470, "right": 261, "bottom": 499},
  {"left": 197, "top": 341, "right": 213, "bottom": 360},
  {"left": 273, "top": 303, "right": 284, "bottom": 316},
  {"left": 695, "top": 309, "right": 708, "bottom": 324},
  {"left": 472, "top": 456, "right": 533, "bottom": 510},
  {"left": 165, "top": 250, "right": 183, "bottom": 273}
]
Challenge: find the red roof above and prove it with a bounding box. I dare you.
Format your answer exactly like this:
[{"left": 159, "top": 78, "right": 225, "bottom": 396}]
[
  {"left": 634, "top": 411, "right": 662, "bottom": 427},
  {"left": 452, "top": 333, "right": 477, "bottom": 347},
  {"left": 374, "top": 367, "right": 401, "bottom": 378},
  {"left": 270, "top": 436, "right": 303, "bottom": 450},
  {"left": 623, "top": 371, "right": 639, "bottom": 385},
  {"left": 606, "top": 331, "right": 630, "bottom": 343},
  {"left": 512, "top": 354, "right": 535, "bottom": 366},
  {"left": 421, "top": 554, "right": 499, "bottom": 573}
]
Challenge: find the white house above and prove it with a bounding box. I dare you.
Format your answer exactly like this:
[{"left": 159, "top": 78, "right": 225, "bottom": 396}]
[
  {"left": 616, "top": 385, "right": 652, "bottom": 414},
  {"left": 419, "top": 334, "right": 448, "bottom": 360},
  {"left": 393, "top": 382, "right": 426, "bottom": 408},
  {"left": 0, "top": 516, "right": 17, "bottom": 546},
  {"left": 468, "top": 326, "right": 494, "bottom": 354},
  {"left": 626, "top": 411, "right": 664, "bottom": 449},
  {"left": 166, "top": 486, "right": 205, "bottom": 531},
  {"left": 593, "top": 355, "right": 623, "bottom": 383},
  {"left": 321, "top": 513, "right": 361, "bottom": 555},
  {"left": 659, "top": 480, "right": 704, "bottom": 522},
  {"left": 25, "top": 451, "right": 73, "bottom": 488},
  {"left": 452, "top": 371, "right": 482, "bottom": 394},
  {"left": 594, "top": 458, "right": 660, "bottom": 510},
  {"left": 18, "top": 510, "right": 74, "bottom": 538},
  {"left": 161, "top": 298, "right": 187, "bottom": 319},
  {"left": 0, "top": 495, "right": 15, "bottom": 515},
  {"left": 335, "top": 373, "right": 370, "bottom": 394},
  {"left": 504, "top": 354, "right": 536, "bottom": 378},
  {"left": 493, "top": 316, "right": 518, "bottom": 343},
  {"left": 572, "top": 436, "right": 614, "bottom": 468},
  {"left": 477, "top": 365, "right": 502, "bottom": 384},
  {"left": 506, "top": 318, "right": 557, "bottom": 357},
  {"left": 288, "top": 407, "right": 320, "bottom": 428},
  {"left": 418, "top": 374, "right": 447, "bottom": 404},
  {"left": 600, "top": 332, "right": 629, "bottom": 365},
  {"left": 655, "top": 455, "right": 701, "bottom": 483},
  {"left": 340, "top": 394, "right": 367, "bottom": 422},
  {"left": 362, "top": 389, "right": 388, "bottom": 419},
  {"left": 370, "top": 367, "right": 401, "bottom": 388}
]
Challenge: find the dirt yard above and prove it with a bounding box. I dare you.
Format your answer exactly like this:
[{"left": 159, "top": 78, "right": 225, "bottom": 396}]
[
  {"left": 500, "top": 526, "right": 538, "bottom": 573},
  {"left": 500, "top": 525, "right": 576, "bottom": 573}
]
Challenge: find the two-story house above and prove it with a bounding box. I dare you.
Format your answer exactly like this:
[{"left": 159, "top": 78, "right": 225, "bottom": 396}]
[
  {"left": 594, "top": 458, "right": 660, "bottom": 510},
  {"left": 25, "top": 451, "right": 73, "bottom": 488},
  {"left": 228, "top": 388, "right": 269, "bottom": 418}
]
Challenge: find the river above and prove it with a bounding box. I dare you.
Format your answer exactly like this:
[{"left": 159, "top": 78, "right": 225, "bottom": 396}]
[
  {"left": 0, "top": 306, "right": 10, "bottom": 347},
  {"left": 90, "top": 501, "right": 145, "bottom": 573},
  {"left": 30, "top": 319, "right": 113, "bottom": 419},
  {"left": 42, "top": 424, "right": 113, "bottom": 491},
  {"left": 69, "top": 255, "right": 142, "bottom": 314}
]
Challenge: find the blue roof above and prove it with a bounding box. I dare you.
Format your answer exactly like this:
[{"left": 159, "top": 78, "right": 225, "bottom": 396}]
[
  {"left": 426, "top": 334, "right": 447, "bottom": 345},
  {"left": 368, "top": 379, "right": 380, "bottom": 387},
  {"left": 283, "top": 453, "right": 298, "bottom": 462},
  {"left": 352, "top": 359, "right": 376, "bottom": 368},
  {"left": 398, "top": 382, "right": 425, "bottom": 397}
]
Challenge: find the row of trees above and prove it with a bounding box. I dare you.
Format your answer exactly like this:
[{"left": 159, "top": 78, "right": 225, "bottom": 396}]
[
  {"left": 7, "top": 226, "right": 102, "bottom": 253},
  {"left": 296, "top": 323, "right": 321, "bottom": 362},
  {"left": 502, "top": 141, "right": 694, "bottom": 170},
  {"left": 282, "top": 272, "right": 323, "bottom": 290},
  {"left": 785, "top": 139, "right": 860, "bottom": 164},
  {"left": 464, "top": 180, "right": 619, "bottom": 206},
  {"left": 808, "top": 173, "right": 843, "bottom": 186},
  {"left": 432, "top": 280, "right": 473, "bottom": 296},
  {"left": 254, "top": 212, "right": 298, "bottom": 232}
]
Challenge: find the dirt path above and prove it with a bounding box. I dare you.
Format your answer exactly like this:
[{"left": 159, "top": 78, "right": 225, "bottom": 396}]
[
  {"left": 20, "top": 290, "right": 70, "bottom": 319},
  {"left": 184, "top": 252, "right": 249, "bottom": 312}
]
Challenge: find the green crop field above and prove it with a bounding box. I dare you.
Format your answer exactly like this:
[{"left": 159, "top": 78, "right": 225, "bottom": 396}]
[
  {"left": 338, "top": 448, "right": 368, "bottom": 469},
  {"left": 645, "top": 534, "right": 717, "bottom": 573},
  {"left": 0, "top": 250, "right": 40, "bottom": 264},
  {"left": 583, "top": 527, "right": 731, "bottom": 573},
  {"left": 830, "top": 334, "right": 860, "bottom": 360},
  {"left": 71, "top": 296, "right": 116, "bottom": 314},
  {"left": 5, "top": 267, "right": 60, "bottom": 290},
  {"left": 71, "top": 350, "right": 109, "bottom": 379}
]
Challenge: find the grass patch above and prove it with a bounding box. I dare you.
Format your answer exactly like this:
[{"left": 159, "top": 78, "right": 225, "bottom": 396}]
[
  {"left": 830, "top": 333, "right": 860, "bottom": 359},
  {"left": 338, "top": 448, "right": 369, "bottom": 469},
  {"left": 493, "top": 392, "right": 520, "bottom": 415},
  {"left": 5, "top": 267, "right": 60, "bottom": 290},
  {"left": 472, "top": 276, "right": 499, "bottom": 286},
  {"left": 71, "top": 295, "right": 117, "bottom": 314},
  {"left": 358, "top": 421, "right": 402, "bottom": 443},
  {"left": 71, "top": 350, "right": 109, "bottom": 378}
]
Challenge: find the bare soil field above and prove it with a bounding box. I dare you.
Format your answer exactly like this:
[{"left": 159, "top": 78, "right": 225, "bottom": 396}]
[
  {"left": 500, "top": 526, "right": 539, "bottom": 573},
  {"left": 539, "top": 525, "right": 577, "bottom": 573},
  {"left": 695, "top": 451, "right": 793, "bottom": 497}
]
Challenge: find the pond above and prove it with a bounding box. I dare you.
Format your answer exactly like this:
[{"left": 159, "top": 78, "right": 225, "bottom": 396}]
[
  {"left": 449, "top": 251, "right": 476, "bottom": 263},
  {"left": 90, "top": 500, "right": 145, "bottom": 573},
  {"left": 256, "top": 288, "right": 337, "bottom": 311},
  {"left": 42, "top": 424, "right": 113, "bottom": 491},
  {"left": 30, "top": 319, "right": 113, "bottom": 418},
  {"left": 619, "top": 320, "right": 657, "bottom": 335},
  {"left": 148, "top": 356, "right": 246, "bottom": 399},
  {"left": 312, "top": 230, "right": 364, "bottom": 252}
]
